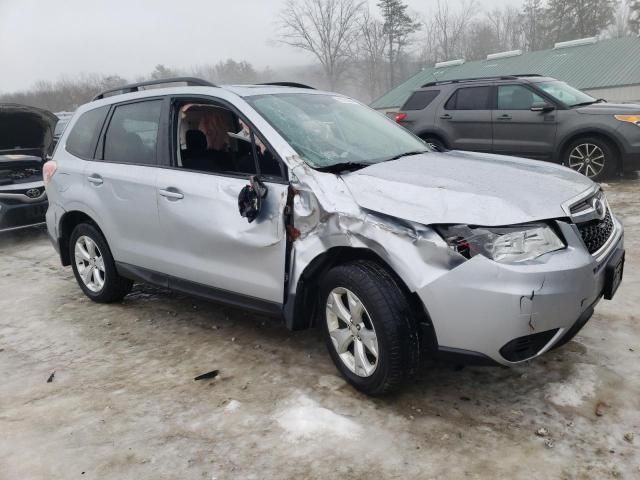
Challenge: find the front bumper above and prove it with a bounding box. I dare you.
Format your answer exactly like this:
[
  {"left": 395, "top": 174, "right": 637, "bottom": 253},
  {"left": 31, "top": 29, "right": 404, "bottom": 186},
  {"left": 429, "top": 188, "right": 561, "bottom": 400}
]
[
  {"left": 417, "top": 218, "right": 624, "bottom": 366},
  {"left": 0, "top": 199, "right": 48, "bottom": 233}
]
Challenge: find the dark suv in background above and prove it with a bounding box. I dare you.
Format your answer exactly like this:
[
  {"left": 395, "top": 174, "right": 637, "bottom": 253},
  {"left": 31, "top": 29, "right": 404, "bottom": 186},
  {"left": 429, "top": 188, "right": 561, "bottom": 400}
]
[{"left": 395, "top": 75, "right": 640, "bottom": 181}]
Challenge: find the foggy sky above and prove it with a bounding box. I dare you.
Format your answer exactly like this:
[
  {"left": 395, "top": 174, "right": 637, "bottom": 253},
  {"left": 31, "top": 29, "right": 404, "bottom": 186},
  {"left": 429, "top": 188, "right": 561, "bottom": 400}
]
[{"left": 1, "top": 0, "right": 515, "bottom": 93}]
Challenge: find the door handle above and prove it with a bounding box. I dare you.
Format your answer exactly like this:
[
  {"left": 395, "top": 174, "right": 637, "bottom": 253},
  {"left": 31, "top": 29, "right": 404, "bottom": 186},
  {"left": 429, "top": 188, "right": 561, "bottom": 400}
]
[
  {"left": 497, "top": 114, "right": 512, "bottom": 120},
  {"left": 440, "top": 114, "right": 452, "bottom": 120},
  {"left": 87, "top": 174, "right": 103, "bottom": 185},
  {"left": 159, "top": 188, "right": 184, "bottom": 200}
]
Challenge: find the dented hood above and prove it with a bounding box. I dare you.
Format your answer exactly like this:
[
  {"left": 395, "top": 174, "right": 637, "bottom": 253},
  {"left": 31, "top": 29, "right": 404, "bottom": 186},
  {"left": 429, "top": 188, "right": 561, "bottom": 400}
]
[{"left": 340, "top": 150, "right": 594, "bottom": 226}]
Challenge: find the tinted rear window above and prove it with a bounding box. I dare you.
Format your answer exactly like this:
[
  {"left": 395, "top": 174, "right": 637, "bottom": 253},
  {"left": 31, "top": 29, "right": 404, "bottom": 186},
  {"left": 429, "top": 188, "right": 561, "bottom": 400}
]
[
  {"left": 65, "top": 107, "right": 109, "bottom": 158},
  {"left": 402, "top": 90, "right": 440, "bottom": 110},
  {"left": 445, "top": 86, "right": 491, "bottom": 110}
]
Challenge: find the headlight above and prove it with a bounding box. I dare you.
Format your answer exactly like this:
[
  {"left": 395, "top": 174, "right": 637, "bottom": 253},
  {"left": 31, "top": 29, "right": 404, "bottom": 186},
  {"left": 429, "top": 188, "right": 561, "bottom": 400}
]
[
  {"left": 436, "top": 223, "right": 565, "bottom": 263},
  {"left": 614, "top": 115, "right": 640, "bottom": 126}
]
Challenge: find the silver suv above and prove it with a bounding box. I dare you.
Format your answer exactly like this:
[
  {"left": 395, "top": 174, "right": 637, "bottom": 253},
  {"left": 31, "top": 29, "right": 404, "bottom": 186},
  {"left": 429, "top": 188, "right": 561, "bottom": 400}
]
[{"left": 45, "top": 78, "right": 625, "bottom": 395}]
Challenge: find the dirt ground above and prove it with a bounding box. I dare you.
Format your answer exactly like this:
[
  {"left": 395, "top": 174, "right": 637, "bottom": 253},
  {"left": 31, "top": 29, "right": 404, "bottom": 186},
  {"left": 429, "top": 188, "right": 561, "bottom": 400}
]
[{"left": 1, "top": 180, "right": 639, "bottom": 480}]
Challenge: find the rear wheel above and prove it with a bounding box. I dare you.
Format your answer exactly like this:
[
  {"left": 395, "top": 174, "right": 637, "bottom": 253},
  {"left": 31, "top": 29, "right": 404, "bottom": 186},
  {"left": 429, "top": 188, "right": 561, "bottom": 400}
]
[
  {"left": 565, "top": 137, "right": 617, "bottom": 181},
  {"left": 320, "top": 261, "right": 420, "bottom": 395},
  {"left": 69, "top": 223, "right": 132, "bottom": 303}
]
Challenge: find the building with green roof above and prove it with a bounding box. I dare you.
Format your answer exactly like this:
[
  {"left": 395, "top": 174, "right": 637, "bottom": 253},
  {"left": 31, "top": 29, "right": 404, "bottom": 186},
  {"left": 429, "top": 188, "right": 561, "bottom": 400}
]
[{"left": 371, "top": 36, "right": 640, "bottom": 113}]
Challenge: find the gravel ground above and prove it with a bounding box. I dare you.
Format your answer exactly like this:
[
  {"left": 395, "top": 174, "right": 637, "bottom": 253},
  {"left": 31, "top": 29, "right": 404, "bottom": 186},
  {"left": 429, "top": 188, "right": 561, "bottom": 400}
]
[{"left": 1, "top": 180, "right": 639, "bottom": 480}]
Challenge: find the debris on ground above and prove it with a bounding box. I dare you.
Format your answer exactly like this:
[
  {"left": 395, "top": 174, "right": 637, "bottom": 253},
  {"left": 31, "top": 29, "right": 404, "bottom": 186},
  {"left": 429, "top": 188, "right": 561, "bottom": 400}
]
[
  {"left": 544, "top": 439, "right": 554, "bottom": 449},
  {"left": 595, "top": 401, "right": 607, "bottom": 417},
  {"left": 46, "top": 371, "right": 55, "bottom": 383},
  {"left": 624, "top": 432, "right": 634, "bottom": 444},
  {"left": 194, "top": 370, "right": 219, "bottom": 381},
  {"left": 535, "top": 427, "right": 549, "bottom": 437}
]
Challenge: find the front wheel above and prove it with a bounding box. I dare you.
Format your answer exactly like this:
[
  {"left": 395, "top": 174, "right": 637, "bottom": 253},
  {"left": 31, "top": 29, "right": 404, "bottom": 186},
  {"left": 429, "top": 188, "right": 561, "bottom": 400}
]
[
  {"left": 320, "top": 261, "right": 420, "bottom": 395},
  {"left": 69, "top": 223, "right": 133, "bottom": 303},
  {"left": 565, "top": 137, "right": 617, "bottom": 182}
]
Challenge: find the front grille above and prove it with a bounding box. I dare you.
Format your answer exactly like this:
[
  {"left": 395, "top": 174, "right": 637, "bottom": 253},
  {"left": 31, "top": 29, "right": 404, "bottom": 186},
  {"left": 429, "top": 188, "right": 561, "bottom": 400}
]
[
  {"left": 577, "top": 210, "right": 614, "bottom": 254},
  {"left": 500, "top": 329, "right": 559, "bottom": 362}
]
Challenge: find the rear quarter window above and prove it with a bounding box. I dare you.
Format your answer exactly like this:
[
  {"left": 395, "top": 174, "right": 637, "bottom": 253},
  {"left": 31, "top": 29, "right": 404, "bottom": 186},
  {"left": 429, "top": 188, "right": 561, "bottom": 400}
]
[
  {"left": 65, "top": 106, "right": 109, "bottom": 159},
  {"left": 401, "top": 90, "right": 440, "bottom": 110}
]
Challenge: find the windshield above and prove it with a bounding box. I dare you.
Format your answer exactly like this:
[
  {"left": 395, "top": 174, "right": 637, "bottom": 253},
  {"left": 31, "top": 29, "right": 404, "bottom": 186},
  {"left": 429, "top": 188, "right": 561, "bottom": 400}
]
[
  {"left": 537, "top": 81, "right": 596, "bottom": 107},
  {"left": 245, "top": 93, "right": 429, "bottom": 169}
]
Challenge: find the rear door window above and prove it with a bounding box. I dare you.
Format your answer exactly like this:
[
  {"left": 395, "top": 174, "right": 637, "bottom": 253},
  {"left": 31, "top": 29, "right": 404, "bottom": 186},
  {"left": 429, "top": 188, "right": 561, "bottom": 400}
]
[
  {"left": 65, "top": 106, "right": 109, "bottom": 159},
  {"left": 103, "top": 100, "right": 162, "bottom": 165},
  {"left": 402, "top": 90, "right": 440, "bottom": 110},
  {"left": 445, "top": 86, "right": 492, "bottom": 110}
]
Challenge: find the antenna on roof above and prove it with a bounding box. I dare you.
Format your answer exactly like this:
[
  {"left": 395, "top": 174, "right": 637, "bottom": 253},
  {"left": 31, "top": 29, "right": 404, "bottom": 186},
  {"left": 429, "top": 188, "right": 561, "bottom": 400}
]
[
  {"left": 486, "top": 49, "right": 523, "bottom": 60},
  {"left": 434, "top": 59, "right": 465, "bottom": 69},
  {"left": 553, "top": 37, "right": 598, "bottom": 50}
]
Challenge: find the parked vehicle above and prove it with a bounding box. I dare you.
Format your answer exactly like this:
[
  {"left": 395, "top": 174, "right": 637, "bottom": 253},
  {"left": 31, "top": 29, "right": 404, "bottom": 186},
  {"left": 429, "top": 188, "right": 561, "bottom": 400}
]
[
  {"left": 0, "top": 103, "right": 57, "bottom": 232},
  {"left": 395, "top": 75, "right": 640, "bottom": 181},
  {"left": 45, "top": 78, "right": 624, "bottom": 395}
]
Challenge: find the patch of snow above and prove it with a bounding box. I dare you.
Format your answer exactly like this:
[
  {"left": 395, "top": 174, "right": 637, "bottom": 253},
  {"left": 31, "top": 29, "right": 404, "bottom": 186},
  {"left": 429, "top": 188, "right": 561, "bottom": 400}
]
[
  {"left": 225, "top": 400, "right": 241, "bottom": 412},
  {"left": 274, "top": 394, "right": 362, "bottom": 440},
  {"left": 545, "top": 363, "right": 597, "bottom": 407}
]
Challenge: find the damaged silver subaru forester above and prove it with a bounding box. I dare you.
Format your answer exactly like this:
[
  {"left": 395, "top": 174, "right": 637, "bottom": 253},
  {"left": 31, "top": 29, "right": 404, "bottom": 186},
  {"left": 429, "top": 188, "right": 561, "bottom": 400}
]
[{"left": 45, "top": 78, "right": 625, "bottom": 395}]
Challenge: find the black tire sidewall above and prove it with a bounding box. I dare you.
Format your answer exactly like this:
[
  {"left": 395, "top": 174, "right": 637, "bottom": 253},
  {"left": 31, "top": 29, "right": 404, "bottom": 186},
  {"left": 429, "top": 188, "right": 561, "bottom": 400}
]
[
  {"left": 565, "top": 137, "right": 616, "bottom": 181},
  {"left": 69, "top": 223, "right": 127, "bottom": 302},
  {"left": 320, "top": 262, "right": 417, "bottom": 395}
]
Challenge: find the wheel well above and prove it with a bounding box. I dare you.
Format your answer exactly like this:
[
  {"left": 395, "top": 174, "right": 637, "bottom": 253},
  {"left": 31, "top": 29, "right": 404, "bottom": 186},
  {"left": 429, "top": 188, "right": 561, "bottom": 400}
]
[
  {"left": 418, "top": 132, "right": 447, "bottom": 148},
  {"left": 559, "top": 132, "right": 622, "bottom": 170},
  {"left": 286, "top": 247, "right": 437, "bottom": 352},
  {"left": 58, "top": 211, "right": 102, "bottom": 266}
]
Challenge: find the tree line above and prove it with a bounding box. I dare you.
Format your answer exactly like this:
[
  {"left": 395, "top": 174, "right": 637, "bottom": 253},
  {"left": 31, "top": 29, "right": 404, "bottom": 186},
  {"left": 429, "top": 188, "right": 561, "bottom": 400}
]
[{"left": 2, "top": 0, "right": 639, "bottom": 111}]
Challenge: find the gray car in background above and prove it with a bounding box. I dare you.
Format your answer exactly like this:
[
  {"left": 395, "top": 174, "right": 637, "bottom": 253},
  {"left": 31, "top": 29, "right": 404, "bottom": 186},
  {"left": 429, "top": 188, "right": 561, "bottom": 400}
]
[
  {"left": 45, "top": 78, "right": 624, "bottom": 395},
  {"left": 395, "top": 75, "right": 640, "bottom": 181}
]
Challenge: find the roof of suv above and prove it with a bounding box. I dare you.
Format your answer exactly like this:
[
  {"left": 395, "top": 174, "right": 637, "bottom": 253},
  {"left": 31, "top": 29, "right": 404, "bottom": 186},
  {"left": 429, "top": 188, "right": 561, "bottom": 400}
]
[{"left": 90, "top": 77, "right": 322, "bottom": 104}]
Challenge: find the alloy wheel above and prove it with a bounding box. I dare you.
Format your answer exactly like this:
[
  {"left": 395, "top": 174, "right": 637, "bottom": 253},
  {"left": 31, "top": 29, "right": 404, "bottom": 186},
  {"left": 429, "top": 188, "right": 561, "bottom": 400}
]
[
  {"left": 568, "top": 143, "right": 605, "bottom": 178},
  {"left": 74, "top": 235, "right": 106, "bottom": 292},
  {"left": 326, "top": 287, "right": 379, "bottom": 377}
]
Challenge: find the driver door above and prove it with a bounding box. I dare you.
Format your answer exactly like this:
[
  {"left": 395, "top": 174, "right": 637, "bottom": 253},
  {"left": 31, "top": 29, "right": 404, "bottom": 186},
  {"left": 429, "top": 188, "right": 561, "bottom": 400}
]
[{"left": 155, "top": 97, "right": 289, "bottom": 304}]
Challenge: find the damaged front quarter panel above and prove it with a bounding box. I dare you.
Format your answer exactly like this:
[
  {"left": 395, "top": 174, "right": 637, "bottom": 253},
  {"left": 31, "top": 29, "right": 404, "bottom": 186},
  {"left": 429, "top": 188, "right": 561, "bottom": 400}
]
[{"left": 284, "top": 160, "right": 467, "bottom": 330}]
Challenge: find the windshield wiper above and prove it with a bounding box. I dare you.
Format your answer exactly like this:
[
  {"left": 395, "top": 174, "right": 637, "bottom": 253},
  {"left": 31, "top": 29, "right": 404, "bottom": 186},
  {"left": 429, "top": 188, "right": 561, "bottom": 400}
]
[
  {"left": 316, "top": 161, "right": 373, "bottom": 173},
  {"left": 383, "top": 150, "right": 429, "bottom": 162},
  {"left": 571, "top": 99, "right": 606, "bottom": 107}
]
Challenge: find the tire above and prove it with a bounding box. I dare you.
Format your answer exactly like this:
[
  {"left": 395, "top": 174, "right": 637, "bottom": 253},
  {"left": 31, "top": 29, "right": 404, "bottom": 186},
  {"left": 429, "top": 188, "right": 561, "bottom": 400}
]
[
  {"left": 69, "top": 223, "right": 133, "bottom": 303},
  {"left": 320, "top": 260, "right": 420, "bottom": 395},
  {"left": 564, "top": 137, "right": 617, "bottom": 182},
  {"left": 423, "top": 137, "right": 447, "bottom": 152}
]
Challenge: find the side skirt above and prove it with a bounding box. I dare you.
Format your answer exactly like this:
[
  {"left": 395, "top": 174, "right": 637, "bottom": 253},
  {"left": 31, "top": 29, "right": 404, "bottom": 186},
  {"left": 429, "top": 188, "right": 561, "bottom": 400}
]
[{"left": 116, "top": 262, "right": 283, "bottom": 318}]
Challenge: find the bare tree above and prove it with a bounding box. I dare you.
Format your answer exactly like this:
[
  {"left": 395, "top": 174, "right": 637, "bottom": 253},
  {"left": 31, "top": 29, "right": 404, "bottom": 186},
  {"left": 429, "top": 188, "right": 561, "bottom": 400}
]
[
  {"left": 520, "top": 0, "right": 550, "bottom": 51},
  {"left": 630, "top": 0, "right": 640, "bottom": 33},
  {"left": 430, "top": 0, "right": 478, "bottom": 61},
  {"left": 358, "top": 9, "right": 388, "bottom": 99},
  {"left": 278, "top": 0, "right": 365, "bottom": 90}
]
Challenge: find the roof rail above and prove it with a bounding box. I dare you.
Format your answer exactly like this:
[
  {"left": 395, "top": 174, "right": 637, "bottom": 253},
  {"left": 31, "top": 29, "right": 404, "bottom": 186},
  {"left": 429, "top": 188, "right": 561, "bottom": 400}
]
[
  {"left": 92, "top": 77, "right": 217, "bottom": 101},
  {"left": 258, "top": 82, "right": 315, "bottom": 89},
  {"left": 420, "top": 74, "right": 543, "bottom": 88}
]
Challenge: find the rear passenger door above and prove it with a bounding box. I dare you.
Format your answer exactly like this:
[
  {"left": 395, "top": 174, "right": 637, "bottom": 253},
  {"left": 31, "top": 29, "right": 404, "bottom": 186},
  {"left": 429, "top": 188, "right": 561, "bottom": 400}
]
[
  {"left": 154, "top": 96, "right": 289, "bottom": 306},
  {"left": 84, "top": 98, "right": 166, "bottom": 270},
  {"left": 438, "top": 85, "right": 493, "bottom": 152},
  {"left": 491, "top": 84, "right": 558, "bottom": 160}
]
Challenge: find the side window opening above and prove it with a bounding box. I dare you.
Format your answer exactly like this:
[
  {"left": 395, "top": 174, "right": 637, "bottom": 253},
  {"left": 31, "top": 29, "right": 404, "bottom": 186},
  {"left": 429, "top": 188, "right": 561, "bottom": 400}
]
[
  {"left": 175, "top": 102, "right": 282, "bottom": 177},
  {"left": 65, "top": 106, "right": 109, "bottom": 159},
  {"left": 102, "top": 100, "right": 162, "bottom": 165},
  {"left": 401, "top": 90, "right": 440, "bottom": 111},
  {"left": 445, "top": 86, "right": 491, "bottom": 110},
  {"left": 497, "top": 85, "right": 545, "bottom": 110}
]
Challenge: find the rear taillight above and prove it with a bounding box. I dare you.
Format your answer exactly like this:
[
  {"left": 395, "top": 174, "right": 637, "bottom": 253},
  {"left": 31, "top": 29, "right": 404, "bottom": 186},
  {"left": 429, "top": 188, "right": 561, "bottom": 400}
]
[
  {"left": 43, "top": 161, "right": 57, "bottom": 187},
  {"left": 395, "top": 112, "right": 407, "bottom": 123}
]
